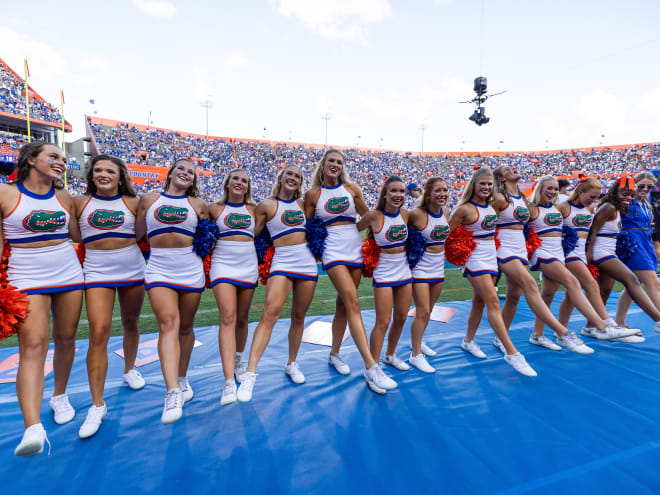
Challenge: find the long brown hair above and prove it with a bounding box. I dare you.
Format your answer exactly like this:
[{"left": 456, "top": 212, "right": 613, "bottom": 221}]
[
  {"left": 85, "top": 154, "right": 136, "bottom": 197},
  {"left": 418, "top": 177, "right": 448, "bottom": 209},
  {"left": 376, "top": 175, "right": 404, "bottom": 211},
  {"left": 15, "top": 141, "right": 64, "bottom": 189},
  {"left": 163, "top": 158, "right": 199, "bottom": 197}
]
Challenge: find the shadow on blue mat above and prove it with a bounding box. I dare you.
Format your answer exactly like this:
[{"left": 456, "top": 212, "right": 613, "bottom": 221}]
[{"left": 1, "top": 293, "right": 659, "bottom": 494}]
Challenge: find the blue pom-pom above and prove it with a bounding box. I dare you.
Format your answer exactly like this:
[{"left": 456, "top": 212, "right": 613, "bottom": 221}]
[
  {"left": 523, "top": 224, "right": 530, "bottom": 240},
  {"left": 406, "top": 227, "right": 427, "bottom": 268},
  {"left": 254, "top": 229, "right": 272, "bottom": 264},
  {"left": 305, "top": 216, "right": 328, "bottom": 260},
  {"left": 561, "top": 225, "right": 579, "bottom": 256},
  {"left": 192, "top": 219, "right": 220, "bottom": 257},
  {"left": 616, "top": 231, "right": 638, "bottom": 261}
]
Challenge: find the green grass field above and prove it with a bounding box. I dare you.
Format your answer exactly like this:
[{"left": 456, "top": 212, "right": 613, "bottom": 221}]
[{"left": 0, "top": 269, "right": 623, "bottom": 348}]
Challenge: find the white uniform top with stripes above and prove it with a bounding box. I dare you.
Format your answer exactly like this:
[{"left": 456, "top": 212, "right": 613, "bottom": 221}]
[
  {"left": 595, "top": 209, "right": 621, "bottom": 237},
  {"left": 418, "top": 209, "right": 449, "bottom": 246},
  {"left": 2, "top": 182, "right": 70, "bottom": 244},
  {"left": 79, "top": 194, "right": 136, "bottom": 243},
  {"left": 314, "top": 182, "right": 358, "bottom": 226},
  {"left": 496, "top": 195, "right": 530, "bottom": 227},
  {"left": 145, "top": 193, "right": 198, "bottom": 239},
  {"left": 528, "top": 204, "right": 564, "bottom": 235},
  {"left": 215, "top": 201, "right": 255, "bottom": 239},
  {"left": 563, "top": 202, "right": 593, "bottom": 233},
  {"left": 463, "top": 201, "right": 497, "bottom": 238},
  {"left": 373, "top": 210, "right": 408, "bottom": 249},
  {"left": 266, "top": 197, "right": 306, "bottom": 241}
]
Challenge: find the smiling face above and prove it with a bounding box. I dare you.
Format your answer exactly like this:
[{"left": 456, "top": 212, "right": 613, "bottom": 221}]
[
  {"left": 226, "top": 169, "right": 250, "bottom": 202},
  {"left": 323, "top": 151, "right": 344, "bottom": 183},
  {"left": 92, "top": 159, "right": 120, "bottom": 196},
  {"left": 635, "top": 178, "right": 655, "bottom": 201},
  {"left": 473, "top": 175, "right": 493, "bottom": 202},
  {"left": 618, "top": 186, "right": 634, "bottom": 209},
  {"left": 501, "top": 166, "right": 521, "bottom": 183},
  {"left": 430, "top": 180, "right": 449, "bottom": 208},
  {"left": 540, "top": 178, "right": 559, "bottom": 204},
  {"left": 29, "top": 144, "right": 66, "bottom": 182},
  {"left": 279, "top": 165, "right": 303, "bottom": 196},
  {"left": 166, "top": 159, "right": 196, "bottom": 194},
  {"left": 577, "top": 186, "right": 601, "bottom": 206},
  {"left": 384, "top": 180, "right": 405, "bottom": 210}
]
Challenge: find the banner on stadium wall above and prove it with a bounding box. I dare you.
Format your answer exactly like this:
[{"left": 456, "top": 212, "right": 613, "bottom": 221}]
[
  {"left": 0, "top": 154, "right": 15, "bottom": 164},
  {"left": 126, "top": 163, "right": 214, "bottom": 184},
  {"left": 67, "top": 162, "right": 81, "bottom": 170}
]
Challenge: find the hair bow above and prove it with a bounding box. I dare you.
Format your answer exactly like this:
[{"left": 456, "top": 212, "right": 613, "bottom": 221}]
[{"left": 618, "top": 175, "right": 635, "bottom": 190}]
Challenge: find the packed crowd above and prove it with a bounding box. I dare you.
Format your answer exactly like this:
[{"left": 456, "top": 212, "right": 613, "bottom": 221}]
[{"left": 0, "top": 61, "right": 64, "bottom": 124}]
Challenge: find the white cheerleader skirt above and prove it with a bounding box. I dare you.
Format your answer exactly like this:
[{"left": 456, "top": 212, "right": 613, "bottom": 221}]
[
  {"left": 412, "top": 250, "right": 445, "bottom": 283},
  {"left": 145, "top": 246, "right": 205, "bottom": 292},
  {"left": 7, "top": 241, "right": 84, "bottom": 295},
  {"left": 592, "top": 236, "right": 617, "bottom": 265},
  {"left": 565, "top": 237, "right": 587, "bottom": 264},
  {"left": 209, "top": 240, "right": 258, "bottom": 289},
  {"left": 269, "top": 243, "right": 318, "bottom": 281},
  {"left": 496, "top": 229, "right": 528, "bottom": 265},
  {"left": 322, "top": 224, "right": 364, "bottom": 270},
  {"left": 463, "top": 238, "right": 498, "bottom": 278},
  {"left": 84, "top": 244, "right": 145, "bottom": 289},
  {"left": 530, "top": 236, "right": 564, "bottom": 271},
  {"left": 373, "top": 252, "right": 412, "bottom": 287}
]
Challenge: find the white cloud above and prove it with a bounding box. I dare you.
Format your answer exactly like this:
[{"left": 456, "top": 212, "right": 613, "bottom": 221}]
[
  {"left": 229, "top": 52, "right": 248, "bottom": 67},
  {"left": 133, "top": 0, "right": 176, "bottom": 18},
  {"left": 273, "top": 0, "right": 391, "bottom": 41},
  {"left": 577, "top": 88, "right": 626, "bottom": 132},
  {"left": 0, "top": 27, "right": 66, "bottom": 80}
]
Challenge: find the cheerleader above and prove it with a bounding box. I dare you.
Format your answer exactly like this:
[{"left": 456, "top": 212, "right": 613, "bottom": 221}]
[
  {"left": 135, "top": 158, "right": 208, "bottom": 424},
  {"left": 527, "top": 176, "right": 635, "bottom": 342},
  {"left": 237, "top": 165, "right": 318, "bottom": 402},
  {"left": 613, "top": 172, "right": 660, "bottom": 329},
  {"left": 407, "top": 177, "right": 450, "bottom": 372},
  {"left": 488, "top": 166, "right": 592, "bottom": 354},
  {"left": 208, "top": 169, "right": 257, "bottom": 406},
  {"left": 586, "top": 178, "right": 660, "bottom": 332},
  {"left": 1, "top": 142, "right": 84, "bottom": 457},
  {"left": 356, "top": 176, "right": 411, "bottom": 389},
  {"left": 74, "top": 155, "right": 146, "bottom": 439},
  {"left": 451, "top": 167, "right": 536, "bottom": 376},
  {"left": 303, "top": 149, "right": 384, "bottom": 382}
]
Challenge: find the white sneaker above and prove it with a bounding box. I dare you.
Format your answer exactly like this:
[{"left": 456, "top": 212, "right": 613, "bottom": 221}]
[
  {"left": 79, "top": 404, "right": 108, "bottom": 439},
  {"left": 123, "top": 369, "right": 146, "bottom": 390},
  {"left": 556, "top": 331, "right": 594, "bottom": 355},
  {"left": 363, "top": 365, "right": 397, "bottom": 394},
  {"left": 409, "top": 353, "right": 435, "bottom": 373},
  {"left": 529, "top": 334, "right": 562, "bottom": 351},
  {"left": 220, "top": 379, "right": 237, "bottom": 406},
  {"left": 420, "top": 342, "right": 437, "bottom": 357},
  {"left": 383, "top": 353, "right": 411, "bottom": 371},
  {"left": 237, "top": 372, "right": 256, "bottom": 402},
  {"left": 285, "top": 362, "right": 306, "bottom": 384},
  {"left": 582, "top": 326, "right": 645, "bottom": 343},
  {"left": 503, "top": 352, "right": 537, "bottom": 377},
  {"left": 328, "top": 354, "right": 351, "bottom": 375},
  {"left": 14, "top": 424, "right": 49, "bottom": 457},
  {"left": 581, "top": 326, "right": 596, "bottom": 339},
  {"left": 654, "top": 321, "right": 660, "bottom": 333},
  {"left": 461, "top": 340, "right": 487, "bottom": 359},
  {"left": 493, "top": 337, "right": 506, "bottom": 355},
  {"left": 593, "top": 323, "right": 638, "bottom": 340},
  {"left": 178, "top": 376, "right": 194, "bottom": 402},
  {"left": 50, "top": 394, "right": 75, "bottom": 425},
  {"left": 161, "top": 389, "right": 183, "bottom": 424},
  {"left": 235, "top": 355, "right": 247, "bottom": 383},
  {"left": 363, "top": 367, "right": 386, "bottom": 395}
]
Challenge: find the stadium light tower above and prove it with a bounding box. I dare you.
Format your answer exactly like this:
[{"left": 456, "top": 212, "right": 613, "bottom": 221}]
[
  {"left": 321, "top": 112, "right": 332, "bottom": 148},
  {"left": 418, "top": 124, "right": 427, "bottom": 154},
  {"left": 200, "top": 98, "right": 214, "bottom": 139}
]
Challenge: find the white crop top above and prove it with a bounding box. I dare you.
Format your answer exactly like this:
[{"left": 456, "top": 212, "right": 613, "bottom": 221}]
[
  {"left": 266, "top": 197, "right": 306, "bottom": 241},
  {"left": 145, "top": 193, "right": 198, "bottom": 239},
  {"left": 595, "top": 208, "right": 621, "bottom": 237},
  {"left": 314, "top": 182, "right": 357, "bottom": 226},
  {"left": 563, "top": 201, "right": 593, "bottom": 233},
  {"left": 2, "top": 182, "right": 70, "bottom": 244},
  {"left": 497, "top": 195, "right": 530, "bottom": 227},
  {"left": 417, "top": 209, "right": 449, "bottom": 247},
  {"left": 79, "top": 194, "right": 136, "bottom": 243},
  {"left": 215, "top": 202, "right": 255, "bottom": 239},
  {"left": 528, "top": 204, "right": 563, "bottom": 235},
  {"left": 463, "top": 201, "right": 497, "bottom": 239},
  {"left": 373, "top": 210, "right": 408, "bottom": 248}
]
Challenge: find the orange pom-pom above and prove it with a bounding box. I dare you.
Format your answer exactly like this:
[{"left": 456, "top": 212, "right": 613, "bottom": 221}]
[
  {"left": 361, "top": 238, "right": 380, "bottom": 278},
  {"left": 1, "top": 242, "right": 10, "bottom": 288},
  {"left": 137, "top": 239, "right": 150, "bottom": 253},
  {"left": 259, "top": 246, "right": 275, "bottom": 285},
  {"left": 74, "top": 243, "right": 86, "bottom": 266},
  {"left": 494, "top": 227, "right": 501, "bottom": 250},
  {"left": 203, "top": 251, "right": 213, "bottom": 288},
  {"left": 444, "top": 225, "right": 477, "bottom": 266},
  {"left": 0, "top": 284, "right": 30, "bottom": 340},
  {"left": 526, "top": 227, "right": 543, "bottom": 258},
  {"left": 587, "top": 263, "right": 600, "bottom": 280}
]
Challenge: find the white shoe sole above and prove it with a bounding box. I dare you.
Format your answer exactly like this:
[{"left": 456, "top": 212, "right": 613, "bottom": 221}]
[
  {"left": 220, "top": 394, "right": 237, "bottom": 406},
  {"left": 161, "top": 409, "right": 183, "bottom": 425},
  {"left": 123, "top": 378, "right": 146, "bottom": 391},
  {"left": 529, "top": 339, "right": 562, "bottom": 351},
  {"left": 364, "top": 376, "right": 387, "bottom": 395},
  {"left": 14, "top": 441, "right": 44, "bottom": 457}
]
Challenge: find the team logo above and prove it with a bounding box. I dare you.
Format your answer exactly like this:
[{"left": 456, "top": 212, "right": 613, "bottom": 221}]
[
  {"left": 386, "top": 224, "right": 408, "bottom": 242},
  {"left": 87, "top": 209, "right": 125, "bottom": 230},
  {"left": 281, "top": 210, "right": 305, "bottom": 227},
  {"left": 513, "top": 206, "right": 530, "bottom": 222},
  {"left": 224, "top": 213, "right": 252, "bottom": 229},
  {"left": 543, "top": 213, "right": 563, "bottom": 226},
  {"left": 572, "top": 214, "right": 592, "bottom": 227},
  {"left": 324, "top": 197, "right": 350, "bottom": 214},
  {"left": 154, "top": 205, "right": 188, "bottom": 224},
  {"left": 430, "top": 225, "right": 449, "bottom": 242},
  {"left": 22, "top": 210, "right": 66, "bottom": 232},
  {"left": 481, "top": 214, "right": 497, "bottom": 230}
]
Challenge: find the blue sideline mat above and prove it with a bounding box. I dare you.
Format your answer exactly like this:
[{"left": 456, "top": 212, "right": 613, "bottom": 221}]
[{"left": 1, "top": 293, "right": 660, "bottom": 494}]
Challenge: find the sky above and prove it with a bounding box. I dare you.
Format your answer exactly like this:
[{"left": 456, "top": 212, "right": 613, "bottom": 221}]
[{"left": 1, "top": 0, "right": 659, "bottom": 153}]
